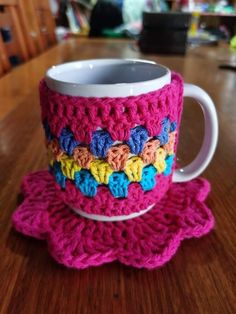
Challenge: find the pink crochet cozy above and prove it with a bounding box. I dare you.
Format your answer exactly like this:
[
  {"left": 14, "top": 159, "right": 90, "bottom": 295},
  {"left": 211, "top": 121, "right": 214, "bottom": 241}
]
[
  {"left": 39, "top": 73, "right": 183, "bottom": 217},
  {"left": 12, "top": 171, "right": 214, "bottom": 269}
]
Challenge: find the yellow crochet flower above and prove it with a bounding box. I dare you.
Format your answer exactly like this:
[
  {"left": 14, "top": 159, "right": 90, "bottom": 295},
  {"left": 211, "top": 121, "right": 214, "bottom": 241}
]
[
  {"left": 153, "top": 148, "right": 167, "bottom": 173},
  {"left": 60, "top": 156, "right": 81, "bottom": 180},
  {"left": 124, "top": 156, "right": 144, "bottom": 182},
  {"left": 154, "top": 159, "right": 166, "bottom": 173},
  {"left": 90, "top": 159, "right": 113, "bottom": 184}
]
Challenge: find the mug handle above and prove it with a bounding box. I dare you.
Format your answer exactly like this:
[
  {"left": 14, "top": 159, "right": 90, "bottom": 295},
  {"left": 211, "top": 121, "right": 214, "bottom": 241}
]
[{"left": 173, "top": 83, "right": 218, "bottom": 183}]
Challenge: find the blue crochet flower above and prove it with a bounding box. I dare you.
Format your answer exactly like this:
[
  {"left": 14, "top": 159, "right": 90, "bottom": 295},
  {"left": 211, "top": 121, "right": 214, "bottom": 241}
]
[
  {"left": 53, "top": 161, "right": 66, "bottom": 188},
  {"left": 59, "top": 128, "right": 79, "bottom": 155},
  {"left": 170, "top": 121, "right": 177, "bottom": 132},
  {"left": 164, "top": 155, "right": 175, "bottom": 176},
  {"left": 156, "top": 131, "right": 169, "bottom": 146},
  {"left": 90, "top": 130, "right": 113, "bottom": 158},
  {"left": 162, "top": 117, "right": 171, "bottom": 132},
  {"left": 155, "top": 117, "right": 170, "bottom": 145},
  {"left": 126, "top": 126, "right": 148, "bottom": 154},
  {"left": 74, "top": 170, "right": 98, "bottom": 197},
  {"left": 108, "top": 172, "right": 130, "bottom": 198},
  {"left": 43, "top": 120, "right": 54, "bottom": 141},
  {"left": 140, "top": 165, "right": 157, "bottom": 191}
]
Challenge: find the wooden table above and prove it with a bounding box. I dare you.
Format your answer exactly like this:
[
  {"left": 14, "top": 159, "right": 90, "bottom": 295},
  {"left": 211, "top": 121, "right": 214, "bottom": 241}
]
[{"left": 0, "top": 38, "right": 236, "bottom": 313}]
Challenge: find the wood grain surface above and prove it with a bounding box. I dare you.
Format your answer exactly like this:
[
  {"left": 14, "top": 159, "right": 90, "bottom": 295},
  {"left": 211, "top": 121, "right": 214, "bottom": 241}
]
[{"left": 0, "top": 38, "right": 235, "bottom": 314}]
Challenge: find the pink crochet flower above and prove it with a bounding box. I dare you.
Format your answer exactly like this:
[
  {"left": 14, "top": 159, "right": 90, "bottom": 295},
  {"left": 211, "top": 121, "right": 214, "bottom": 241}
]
[{"left": 12, "top": 171, "right": 214, "bottom": 269}]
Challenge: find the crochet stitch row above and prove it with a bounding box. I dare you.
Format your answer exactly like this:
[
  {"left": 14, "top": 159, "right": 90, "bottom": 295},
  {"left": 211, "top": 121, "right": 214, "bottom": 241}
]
[
  {"left": 47, "top": 123, "right": 177, "bottom": 198},
  {"left": 45, "top": 117, "right": 177, "bottom": 167},
  {"left": 39, "top": 74, "right": 183, "bottom": 144},
  {"left": 51, "top": 154, "right": 175, "bottom": 198}
]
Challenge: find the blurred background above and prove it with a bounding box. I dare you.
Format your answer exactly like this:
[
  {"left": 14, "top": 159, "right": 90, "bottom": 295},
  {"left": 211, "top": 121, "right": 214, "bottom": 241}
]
[{"left": 0, "top": 0, "right": 236, "bottom": 75}]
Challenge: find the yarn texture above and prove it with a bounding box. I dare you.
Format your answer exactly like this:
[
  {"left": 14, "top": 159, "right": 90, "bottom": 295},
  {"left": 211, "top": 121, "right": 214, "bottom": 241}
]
[
  {"left": 48, "top": 122, "right": 176, "bottom": 199},
  {"left": 12, "top": 72, "right": 215, "bottom": 269},
  {"left": 39, "top": 73, "right": 183, "bottom": 216},
  {"left": 39, "top": 74, "right": 182, "bottom": 143},
  {"left": 12, "top": 171, "right": 215, "bottom": 269}
]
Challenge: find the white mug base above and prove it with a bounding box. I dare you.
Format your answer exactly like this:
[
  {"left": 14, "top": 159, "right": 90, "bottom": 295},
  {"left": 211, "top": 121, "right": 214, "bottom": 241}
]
[{"left": 71, "top": 203, "right": 155, "bottom": 222}]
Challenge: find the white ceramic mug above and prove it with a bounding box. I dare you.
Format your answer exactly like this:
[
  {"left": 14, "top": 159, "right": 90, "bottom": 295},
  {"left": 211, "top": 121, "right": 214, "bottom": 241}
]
[{"left": 45, "top": 59, "right": 218, "bottom": 185}]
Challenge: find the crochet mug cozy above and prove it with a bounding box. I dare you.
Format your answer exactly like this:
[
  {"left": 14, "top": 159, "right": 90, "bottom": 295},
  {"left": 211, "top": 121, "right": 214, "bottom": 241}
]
[{"left": 12, "top": 59, "right": 218, "bottom": 269}]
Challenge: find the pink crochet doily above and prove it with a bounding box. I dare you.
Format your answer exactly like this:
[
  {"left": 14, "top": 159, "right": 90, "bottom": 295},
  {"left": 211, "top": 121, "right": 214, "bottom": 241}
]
[{"left": 12, "top": 171, "right": 214, "bottom": 269}]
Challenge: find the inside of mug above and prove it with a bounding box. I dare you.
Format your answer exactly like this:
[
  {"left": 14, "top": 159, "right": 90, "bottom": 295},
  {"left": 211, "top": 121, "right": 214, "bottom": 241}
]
[{"left": 46, "top": 60, "right": 168, "bottom": 85}]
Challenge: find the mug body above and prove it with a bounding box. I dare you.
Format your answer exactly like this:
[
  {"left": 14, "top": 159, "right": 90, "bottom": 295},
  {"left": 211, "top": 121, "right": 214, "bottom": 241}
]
[{"left": 40, "top": 59, "right": 183, "bottom": 221}]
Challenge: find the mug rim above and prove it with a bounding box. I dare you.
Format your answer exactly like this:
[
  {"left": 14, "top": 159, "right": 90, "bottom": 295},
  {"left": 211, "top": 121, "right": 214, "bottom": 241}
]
[{"left": 45, "top": 58, "right": 171, "bottom": 98}]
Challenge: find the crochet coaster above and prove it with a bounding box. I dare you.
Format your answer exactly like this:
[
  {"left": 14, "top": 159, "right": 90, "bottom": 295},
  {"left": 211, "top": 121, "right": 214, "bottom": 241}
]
[{"left": 12, "top": 171, "right": 214, "bottom": 269}]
